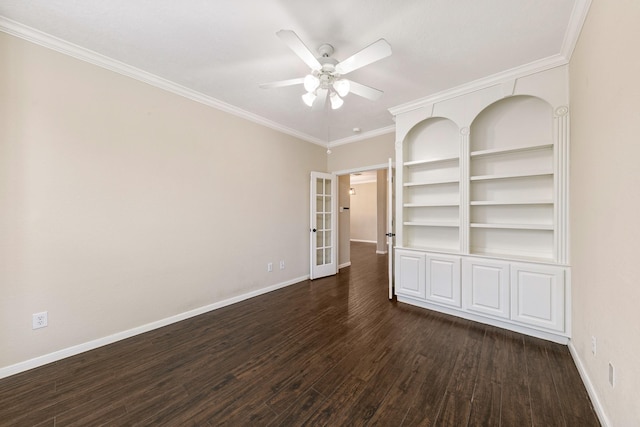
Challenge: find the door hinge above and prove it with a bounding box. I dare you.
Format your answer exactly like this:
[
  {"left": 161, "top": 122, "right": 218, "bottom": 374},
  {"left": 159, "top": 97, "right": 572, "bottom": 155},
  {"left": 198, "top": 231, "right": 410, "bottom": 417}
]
[{"left": 385, "top": 233, "right": 396, "bottom": 237}]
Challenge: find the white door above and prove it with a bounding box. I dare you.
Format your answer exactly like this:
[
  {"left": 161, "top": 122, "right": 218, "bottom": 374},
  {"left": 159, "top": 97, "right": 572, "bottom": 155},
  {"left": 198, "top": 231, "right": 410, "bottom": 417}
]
[
  {"left": 310, "top": 172, "right": 337, "bottom": 279},
  {"left": 387, "top": 158, "right": 395, "bottom": 299}
]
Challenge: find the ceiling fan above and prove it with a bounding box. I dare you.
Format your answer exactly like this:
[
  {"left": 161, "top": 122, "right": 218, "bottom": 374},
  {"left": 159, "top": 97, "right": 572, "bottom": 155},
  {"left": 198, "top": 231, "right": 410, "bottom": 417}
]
[{"left": 260, "top": 30, "right": 392, "bottom": 110}]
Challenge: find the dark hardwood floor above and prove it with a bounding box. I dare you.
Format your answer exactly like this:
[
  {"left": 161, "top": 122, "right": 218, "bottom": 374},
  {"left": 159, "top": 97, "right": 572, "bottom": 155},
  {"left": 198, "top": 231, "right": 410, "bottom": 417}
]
[{"left": 0, "top": 242, "right": 599, "bottom": 426}]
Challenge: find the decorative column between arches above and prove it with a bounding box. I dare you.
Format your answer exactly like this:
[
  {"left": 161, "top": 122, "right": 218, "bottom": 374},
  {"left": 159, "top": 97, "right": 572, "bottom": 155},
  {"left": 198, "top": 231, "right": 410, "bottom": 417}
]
[
  {"left": 554, "top": 106, "right": 569, "bottom": 264},
  {"left": 460, "top": 126, "right": 470, "bottom": 254}
]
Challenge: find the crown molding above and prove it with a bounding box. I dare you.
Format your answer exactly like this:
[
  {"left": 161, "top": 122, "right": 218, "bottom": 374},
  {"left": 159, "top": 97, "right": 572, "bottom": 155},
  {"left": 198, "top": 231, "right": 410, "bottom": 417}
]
[
  {"left": 1, "top": 0, "right": 591, "bottom": 148},
  {"left": 0, "top": 17, "right": 326, "bottom": 146},
  {"left": 388, "top": 54, "right": 567, "bottom": 117},
  {"left": 328, "top": 125, "right": 395, "bottom": 148},
  {"left": 388, "top": 0, "right": 591, "bottom": 117},
  {"left": 560, "top": 0, "right": 592, "bottom": 60}
]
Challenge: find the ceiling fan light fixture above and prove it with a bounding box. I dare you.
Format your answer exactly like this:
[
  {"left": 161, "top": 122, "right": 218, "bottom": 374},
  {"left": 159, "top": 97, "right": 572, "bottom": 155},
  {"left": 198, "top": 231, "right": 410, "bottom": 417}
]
[
  {"left": 303, "top": 74, "right": 320, "bottom": 92},
  {"left": 333, "top": 79, "right": 350, "bottom": 97},
  {"left": 330, "top": 92, "right": 344, "bottom": 110},
  {"left": 302, "top": 91, "right": 317, "bottom": 107}
]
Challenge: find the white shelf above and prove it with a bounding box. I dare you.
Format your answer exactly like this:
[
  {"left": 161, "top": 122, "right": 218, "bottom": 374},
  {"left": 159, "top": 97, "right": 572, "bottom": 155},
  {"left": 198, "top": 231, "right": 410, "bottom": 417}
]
[
  {"left": 404, "top": 178, "right": 460, "bottom": 186},
  {"left": 470, "top": 143, "right": 553, "bottom": 158},
  {"left": 404, "top": 156, "right": 459, "bottom": 167},
  {"left": 470, "top": 223, "right": 554, "bottom": 231},
  {"left": 405, "top": 221, "right": 460, "bottom": 228},
  {"left": 404, "top": 202, "right": 460, "bottom": 207},
  {"left": 470, "top": 200, "right": 553, "bottom": 206},
  {"left": 470, "top": 171, "right": 553, "bottom": 181}
]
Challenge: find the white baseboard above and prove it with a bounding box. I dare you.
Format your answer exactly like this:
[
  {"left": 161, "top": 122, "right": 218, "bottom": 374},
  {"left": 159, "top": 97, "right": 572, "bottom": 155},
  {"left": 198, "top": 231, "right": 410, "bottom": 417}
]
[
  {"left": 339, "top": 262, "right": 352, "bottom": 269},
  {"left": 568, "top": 340, "right": 611, "bottom": 427},
  {"left": 350, "top": 239, "right": 376, "bottom": 244},
  {"left": 0, "top": 275, "right": 309, "bottom": 380}
]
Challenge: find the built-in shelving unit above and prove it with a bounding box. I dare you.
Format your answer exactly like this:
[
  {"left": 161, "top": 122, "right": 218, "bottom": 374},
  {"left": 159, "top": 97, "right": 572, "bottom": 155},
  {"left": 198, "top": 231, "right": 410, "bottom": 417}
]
[{"left": 392, "top": 67, "right": 571, "bottom": 343}]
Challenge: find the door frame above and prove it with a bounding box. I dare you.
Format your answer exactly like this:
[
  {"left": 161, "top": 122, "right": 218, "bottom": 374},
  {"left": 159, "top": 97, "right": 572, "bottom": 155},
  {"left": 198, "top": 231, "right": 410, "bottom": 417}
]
[{"left": 332, "top": 162, "right": 396, "bottom": 272}]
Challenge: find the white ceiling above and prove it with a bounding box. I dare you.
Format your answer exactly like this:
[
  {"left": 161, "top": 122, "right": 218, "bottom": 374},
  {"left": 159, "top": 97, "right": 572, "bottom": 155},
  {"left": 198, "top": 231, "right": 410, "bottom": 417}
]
[{"left": 0, "top": 0, "right": 587, "bottom": 145}]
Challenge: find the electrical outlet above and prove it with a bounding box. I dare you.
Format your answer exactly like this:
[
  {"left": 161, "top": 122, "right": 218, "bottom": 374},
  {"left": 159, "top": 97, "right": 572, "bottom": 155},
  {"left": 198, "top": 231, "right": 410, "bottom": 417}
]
[
  {"left": 609, "top": 362, "right": 615, "bottom": 387},
  {"left": 32, "top": 312, "right": 48, "bottom": 329},
  {"left": 267, "top": 262, "right": 273, "bottom": 272},
  {"left": 280, "top": 260, "right": 285, "bottom": 270},
  {"left": 591, "top": 336, "right": 597, "bottom": 356}
]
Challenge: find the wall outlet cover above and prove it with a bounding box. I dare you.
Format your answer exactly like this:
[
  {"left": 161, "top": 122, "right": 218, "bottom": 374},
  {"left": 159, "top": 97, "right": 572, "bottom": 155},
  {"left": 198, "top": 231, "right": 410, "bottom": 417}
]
[{"left": 33, "top": 312, "right": 48, "bottom": 329}]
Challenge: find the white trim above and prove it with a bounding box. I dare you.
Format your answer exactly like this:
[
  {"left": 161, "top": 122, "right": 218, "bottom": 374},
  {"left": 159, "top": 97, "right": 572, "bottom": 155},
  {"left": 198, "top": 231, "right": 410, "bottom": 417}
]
[
  {"left": 0, "top": 17, "right": 326, "bottom": 147},
  {"left": 328, "top": 125, "right": 396, "bottom": 148},
  {"left": 568, "top": 341, "right": 611, "bottom": 427},
  {"left": 351, "top": 178, "right": 377, "bottom": 185},
  {"left": 388, "top": 1, "right": 592, "bottom": 117},
  {"left": 560, "top": 0, "right": 593, "bottom": 60},
  {"left": 0, "top": 275, "right": 308, "bottom": 380},
  {"left": 350, "top": 239, "right": 377, "bottom": 244},
  {"left": 376, "top": 250, "right": 388, "bottom": 255},
  {"left": 388, "top": 55, "right": 567, "bottom": 116},
  {"left": 338, "top": 261, "right": 352, "bottom": 269},
  {"left": 332, "top": 163, "right": 391, "bottom": 176},
  {"left": 388, "top": 1, "right": 591, "bottom": 116}
]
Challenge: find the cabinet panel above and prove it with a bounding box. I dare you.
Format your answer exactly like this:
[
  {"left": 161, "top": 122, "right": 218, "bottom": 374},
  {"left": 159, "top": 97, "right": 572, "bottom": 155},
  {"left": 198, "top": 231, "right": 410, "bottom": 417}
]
[
  {"left": 462, "top": 258, "right": 510, "bottom": 319},
  {"left": 425, "top": 254, "right": 461, "bottom": 307},
  {"left": 510, "top": 263, "right": 565, "bottom": 332},
  {"left": 395, "top": 250, "right": 425, "bottom": 299}
]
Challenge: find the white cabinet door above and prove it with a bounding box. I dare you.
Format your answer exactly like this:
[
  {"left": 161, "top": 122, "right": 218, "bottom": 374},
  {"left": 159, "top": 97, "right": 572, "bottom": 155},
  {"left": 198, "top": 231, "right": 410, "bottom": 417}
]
[
  {"left": 395, "top": 250, "right": 425, "bottom": 299},
  {"left": 510, "top": 263, "right": 565, "bottom": 332},
  {"left": 425, "top": 254, "right": 461, "bottom": 307},
  {"left": 462, "top": 258, "right": 510, "bottom": 319}
]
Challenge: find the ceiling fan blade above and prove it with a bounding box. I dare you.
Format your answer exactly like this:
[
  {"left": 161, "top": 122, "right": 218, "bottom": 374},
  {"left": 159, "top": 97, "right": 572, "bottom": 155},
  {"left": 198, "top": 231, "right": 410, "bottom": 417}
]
[
  {"left": 313, "top": 88, "right": 328, "bottom": 111},
  {"left": 335, "top": 39, "right": 392, "bottom": 75},
  {"left": 259, "top": 78, "right": 305, "bottom": 89},
  {"left": 345, "top": 80, "right": 384, "bottom": 101},
  {"left": 276, "top": 30, "right": 322, "bottom": 71}
]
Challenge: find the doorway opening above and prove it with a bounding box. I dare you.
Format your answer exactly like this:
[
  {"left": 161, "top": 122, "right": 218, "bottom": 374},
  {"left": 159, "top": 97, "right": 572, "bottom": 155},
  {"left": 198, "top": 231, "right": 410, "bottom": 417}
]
[{"left": 337, "top": 167, "right": 391, "bottom": 270}]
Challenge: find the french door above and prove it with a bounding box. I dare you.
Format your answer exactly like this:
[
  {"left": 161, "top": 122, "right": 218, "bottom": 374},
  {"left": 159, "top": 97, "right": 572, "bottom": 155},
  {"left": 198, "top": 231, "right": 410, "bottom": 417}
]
[{"left": 310, "top": 172, "right": 337, "bottom": 279}]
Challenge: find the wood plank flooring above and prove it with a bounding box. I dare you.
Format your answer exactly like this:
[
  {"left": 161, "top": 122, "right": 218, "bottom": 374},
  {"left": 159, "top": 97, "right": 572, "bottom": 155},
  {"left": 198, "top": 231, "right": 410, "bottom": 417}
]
[{"left": 0, "top": 242, "right": 599, "bottom": 426}]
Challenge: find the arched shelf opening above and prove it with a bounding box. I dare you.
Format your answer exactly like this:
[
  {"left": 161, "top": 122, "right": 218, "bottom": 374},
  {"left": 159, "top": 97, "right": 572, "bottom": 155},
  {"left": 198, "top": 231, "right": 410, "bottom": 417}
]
[
  {"left": 468, "top": 95, "right": 556, "bottom": 262},
  {"left": 400, "top": 117, "right": 461, "bottom": 253}
]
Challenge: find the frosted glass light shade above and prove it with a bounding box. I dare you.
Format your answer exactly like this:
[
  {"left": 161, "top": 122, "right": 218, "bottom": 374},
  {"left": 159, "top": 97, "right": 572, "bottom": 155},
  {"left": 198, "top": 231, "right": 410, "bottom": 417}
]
[
  {"left": 330, "top": 92, "right": 344, "bottom": 109},
  {"left": 302, "top": 91, "right": 316, "bottom": 107},
  {"left": 304, "top": 74, "right": 320, "bottom": 92},
  {"left": 333, "top": 79, "right": 350, "bottom": 97}
]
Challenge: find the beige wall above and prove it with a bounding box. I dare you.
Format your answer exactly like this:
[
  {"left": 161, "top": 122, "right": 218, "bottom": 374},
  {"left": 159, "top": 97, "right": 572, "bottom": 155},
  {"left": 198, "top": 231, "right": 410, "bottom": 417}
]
[
  {"left": 349, "top": 182, "right": 377, "bottom": 242},
  {"left": 0, "top": 32, "right": 327, "bottom": 370},
  {"left": 327, "top": 132, "right": 395, "bottom": 173},
  {"left": 569, "top": 1, "right": 640, "bottom": 425}
]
